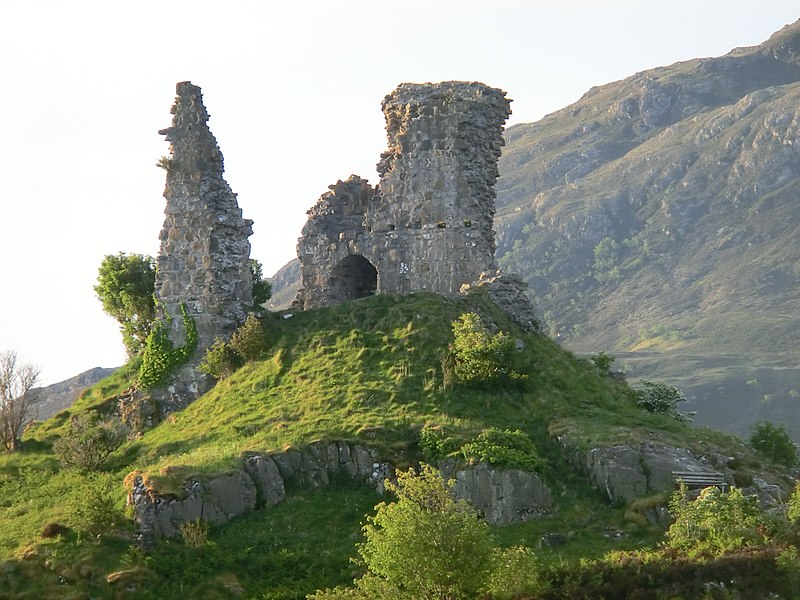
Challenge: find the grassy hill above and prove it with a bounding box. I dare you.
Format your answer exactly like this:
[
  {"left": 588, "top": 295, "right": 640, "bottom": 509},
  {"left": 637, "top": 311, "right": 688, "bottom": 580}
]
[
  {"left": 3, "top": 291, "right": 789, "bottom": 598},
  {"left": 267, "top": 22, "right": 800, "bottom": 443}
]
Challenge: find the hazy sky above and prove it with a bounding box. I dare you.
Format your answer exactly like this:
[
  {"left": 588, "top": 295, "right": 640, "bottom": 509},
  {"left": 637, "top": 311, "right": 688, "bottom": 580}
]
[{"left": 1, "top": 1, "right": 797, "bottom": 385}]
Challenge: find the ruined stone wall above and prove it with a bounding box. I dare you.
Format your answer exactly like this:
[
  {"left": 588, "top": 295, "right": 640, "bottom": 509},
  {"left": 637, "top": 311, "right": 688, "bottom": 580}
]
[
  {"left": 297, "top": 81, "right": 511, "bottom": 309},
  {"left": 152, "top": 82, "right": 253, "bottom": 410}
]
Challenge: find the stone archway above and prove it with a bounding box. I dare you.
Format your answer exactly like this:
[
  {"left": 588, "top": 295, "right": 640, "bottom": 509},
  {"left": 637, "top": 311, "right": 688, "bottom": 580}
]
[{"left": 328, "top": 255, "right": 378, "bottom": 303}]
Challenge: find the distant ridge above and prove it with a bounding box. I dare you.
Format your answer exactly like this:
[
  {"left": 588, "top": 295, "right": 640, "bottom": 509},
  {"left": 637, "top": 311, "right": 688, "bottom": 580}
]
[{"left": 31, "top": 366, "right": 118, "bottom": 420}]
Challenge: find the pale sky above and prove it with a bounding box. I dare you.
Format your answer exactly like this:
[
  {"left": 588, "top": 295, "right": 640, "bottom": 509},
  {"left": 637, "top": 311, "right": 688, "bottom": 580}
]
[{"left": 1, "top": 1, "right": 797, "bottom": 385}]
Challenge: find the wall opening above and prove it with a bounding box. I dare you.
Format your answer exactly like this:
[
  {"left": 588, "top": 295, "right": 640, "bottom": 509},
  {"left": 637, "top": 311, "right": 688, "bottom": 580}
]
[{"left": 329, "top": 255, "right": 378, "bottom": 303}]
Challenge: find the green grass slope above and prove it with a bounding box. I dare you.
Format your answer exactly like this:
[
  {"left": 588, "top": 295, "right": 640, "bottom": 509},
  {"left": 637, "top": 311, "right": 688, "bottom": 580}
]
[{"left": 0, "top": 292, "right": 773, "bottom": 598}]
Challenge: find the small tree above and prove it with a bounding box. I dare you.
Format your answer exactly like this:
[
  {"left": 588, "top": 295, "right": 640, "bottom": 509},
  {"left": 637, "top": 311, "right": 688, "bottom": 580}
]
[
  {"left": 230, "top": 314, "right": 265, "bottom": 362},
  {"left": 66, "top": 474, "right": 119, "bottom": 540},
  {"left": 54, "top": 412, "right": 128, "bottom": 471},
  {"left": 450, "top": 312, "right": 517, "bottom": 387},
  {"left": 250, "top": 259, "right": 272, "bottom": 307},
  {"left": 667, "top": 484, "right": 764, "bottom": 557},
  {"left": 750, "top": 421, "right": 798, "bottom": 468},
  {"left": 356, "top": 464, "right": 495, "bottom": 599},
  {"left": 95, "top": 253, "right": 156, "bottom": 356},
  {"left": 0, "top": 350, "right": 40, "bottom": 452},
  {"left": 634, "top": 380, "right": 694, "bottom": 422}
]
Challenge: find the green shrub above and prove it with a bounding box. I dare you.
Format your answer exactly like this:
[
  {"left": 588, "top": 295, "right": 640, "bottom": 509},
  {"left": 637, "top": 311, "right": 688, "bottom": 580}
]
[
  {"left": 451, "top": 312, "right": 521, "bottom": 387},
  {"left": 787, "top": 482, "right": 800, "bottom": 526},
  {"left": 230, "top": 313, "right": 265, "bottom": 362},
  {"left": 199, "top": 338, "right": 242, "bottom": 380},
  {"left": 461, "top": 428, "right": 544, "bottom": 472},
  {"left": 356, "top": 464, "right": 496, "bottom": 599},
  {"left": 66, "top": 474, "right": 119, "bottom": 540},
  {"left": 486, "top": 545, "right": 543, "bottom": 599},
  {"left": 250, "top": 259, "right": 273, "bottom": 307},
  {"left": 591, "top": 351, "right": 615, "bottom": 375},
  {"left": 418, "top": 425, "right": 460, "bottom": 463},
  {"left": 666, "top": 484, "right": 764, "bottom": 557},
  {"left": 180, "top": 517, "right": 210, "bottom": 549},
  {"left": 634, "top": 380, "right": 694, "bottom": 422},
  {"left": 53, "top": 412, "right": 128, "bottom": 471},
  {"left": 750, "top": 421, "right": 798, "bottom": 468},
  {"left": 138, "top": 303, "right": 197, "bottom": 389}
]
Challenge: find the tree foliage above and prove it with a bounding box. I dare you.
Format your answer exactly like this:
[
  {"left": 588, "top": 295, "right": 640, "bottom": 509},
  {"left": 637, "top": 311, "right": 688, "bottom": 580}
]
[
  {"left": 95, "top": 253, "right": 156, "bottom": 356},
  {"left": 250, "top": 259, "right": 272, "bottom": 307},
  {"left": 357, "top": 464, "right": 495, "bottom": 599},
  {"left": 0, "top": 350, "right": 39, "bottom": 452},
  {"left": 750, "top": 421, "right": 798, "bottom": 468},
  {"left": 667, "top": 484, "right": 764, "bottom": 558},
  {"left": 54, "top": 411, "right": 128, "bottom": 471},
  {"left": 634, "top": 380, "right": 694, "bottom": 422},
  {"left": 461, "top": 428, "right": 544, "bottom": 472},
  {"left": 199, "top": 314, "right": 265, "bottom": 379},
  {"left": 450, "top": 312, "right": 519, "bottom": 387}
]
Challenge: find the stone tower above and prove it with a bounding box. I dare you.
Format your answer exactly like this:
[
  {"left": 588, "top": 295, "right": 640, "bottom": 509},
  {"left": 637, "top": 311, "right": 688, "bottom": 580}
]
[
  {"left": 152, "top": 81, "right": 253, "bottom": 411},
  {"left": 297, "top": 81, "right": 511, "bottom": 308}
]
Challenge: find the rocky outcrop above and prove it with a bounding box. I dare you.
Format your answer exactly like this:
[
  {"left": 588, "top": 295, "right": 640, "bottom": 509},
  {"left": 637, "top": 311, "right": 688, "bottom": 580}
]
[
  {"left": 127, "top": 442, "right": 390, "bottom": 542},
  {"left": 151, "top": 82, "right": 254, "bottom": 412},
  {"left": 558, "top": 435, "right": 788, "bottom": 507},
  {"left": 460, "top": 271, "right": 541, "bottom": 333},
  {"left": 128, "top": 441, "right": 553, "bottom": 541},
  {"left": 441, "top": 460, "right": 552, "bottom": 524},
  {"left": 297, "top": 81, "right": 512, "bottom": 309}
]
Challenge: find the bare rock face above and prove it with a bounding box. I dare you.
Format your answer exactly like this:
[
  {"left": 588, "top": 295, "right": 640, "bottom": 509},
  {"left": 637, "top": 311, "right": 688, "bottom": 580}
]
[
  {"left": 297, "top": 81, "right": 511, "bottom": 308},
  {"left": 151, "top": 82, "right": 253, "bottom": 411}
]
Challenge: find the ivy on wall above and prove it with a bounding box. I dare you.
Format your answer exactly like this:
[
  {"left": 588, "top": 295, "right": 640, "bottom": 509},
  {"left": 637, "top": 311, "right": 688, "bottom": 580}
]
[{"left": 138, "top": 303, "right": 198, "bottom": 389}]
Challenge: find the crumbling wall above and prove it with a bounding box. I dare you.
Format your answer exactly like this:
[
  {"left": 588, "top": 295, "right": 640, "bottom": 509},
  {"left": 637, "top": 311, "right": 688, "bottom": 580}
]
[
  {"left": 297, "top": 81, "right": 511, "bottom": 309},
  {"left": 151, "top": 81, "right": 253, "bottom": 411}
]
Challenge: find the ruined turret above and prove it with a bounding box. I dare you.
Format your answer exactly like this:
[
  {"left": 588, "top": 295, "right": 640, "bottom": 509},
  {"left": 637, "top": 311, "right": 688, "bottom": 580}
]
[
  {"left": 297, "top": 81, "right": 511, "bottom": 308},
  {"left": 150, "top": 81, "right": 253, "bottom": 412}
]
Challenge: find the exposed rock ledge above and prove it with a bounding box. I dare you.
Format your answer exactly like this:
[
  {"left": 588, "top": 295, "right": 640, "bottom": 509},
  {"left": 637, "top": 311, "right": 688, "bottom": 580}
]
[
  {"left": 557, "top": 435, "right": 788, "bottom": 508},
  {"left": 127, "top": 442, "right": 553, "bottom": 542}
]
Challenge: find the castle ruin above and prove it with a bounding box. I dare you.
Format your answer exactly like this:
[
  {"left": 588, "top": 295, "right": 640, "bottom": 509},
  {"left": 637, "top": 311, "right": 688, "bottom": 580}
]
[
  {"left": 297, "top": 82, "right": 512, "bottom": 308},
  {"left": 151, "top": 81, "right": 254, "bottom": 411}
]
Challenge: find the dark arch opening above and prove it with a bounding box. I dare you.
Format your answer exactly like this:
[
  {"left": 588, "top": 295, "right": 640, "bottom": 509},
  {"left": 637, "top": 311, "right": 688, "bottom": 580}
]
[{"left": 329, "top": 255, "right": 378, "bottom": 304}]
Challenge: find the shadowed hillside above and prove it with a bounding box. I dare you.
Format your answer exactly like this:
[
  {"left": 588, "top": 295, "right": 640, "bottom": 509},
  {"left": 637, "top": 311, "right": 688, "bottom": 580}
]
[{"left": 493, "top": 19, "right": 800, "bottom": 439}]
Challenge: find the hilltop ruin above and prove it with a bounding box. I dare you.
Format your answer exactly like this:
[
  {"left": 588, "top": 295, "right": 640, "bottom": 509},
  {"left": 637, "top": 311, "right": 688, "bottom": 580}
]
[
  {"left": 297, "top": 82, "right": 512, "bottom": 308},
  {"left": 150, "top": 81, "right": 254, "bottom": 411}
]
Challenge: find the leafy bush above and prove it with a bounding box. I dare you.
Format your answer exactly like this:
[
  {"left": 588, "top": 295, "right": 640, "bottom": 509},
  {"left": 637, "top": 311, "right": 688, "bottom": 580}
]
[
  {"left": 94, "top": 253, "right": 156, "bottom": 356},
  {"left": 634, "top": 380, "right": 694, "bottom": 422},
  {"left": 66, "top": 474, "right": 120, "bottom": 539},
  {"left": 450, "top": 312, "right": 521, "bottom": 387},
  {"left": 667, "top": 484, "right": 764, "bottom": 557},
  {"left": 357, "top": 464, "right": 496, "bottom": 599},
  {"left": 230, "top": 314, "right": 265, "bottom": 362},
  {"left": 486, "top": 545, "right": 543, "bottom": 599},
  {"left": 461, "top": 428, "right": 544, "bottom": 472},
  {"left": 199, "top": 316, "right": 266, "bottom": 380},
  {"left": 750, "top": 421, "right": 798, "bottom": 468},
  {"left": 591, "top": 351, "right": 615, "bottom": 375},
  {"left": 138, "top": 303, "right": 198, "bottom": 389},
  {"left": 250, "top": 259, "right": 273, "bottom": 307},
  {"left": 787, "top": 482, "right": 800, "bottom": 526},
  {"left": 418, "top": 425, "right": 460, "bottom": 464},
  {"left": 199, "top": 338, "right": 242, "bottom": 380},
  {"left": 54, "top": 412, "right": 128, "bottom": 471}
]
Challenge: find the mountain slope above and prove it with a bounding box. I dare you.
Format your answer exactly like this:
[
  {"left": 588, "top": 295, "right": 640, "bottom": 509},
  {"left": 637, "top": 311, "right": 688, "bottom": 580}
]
[
  {"left": 493, "top": 20, "right": 800, "bottom": 438},
  {"left": 31, "top": 367, "right": 118, "bottom": 421}
]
